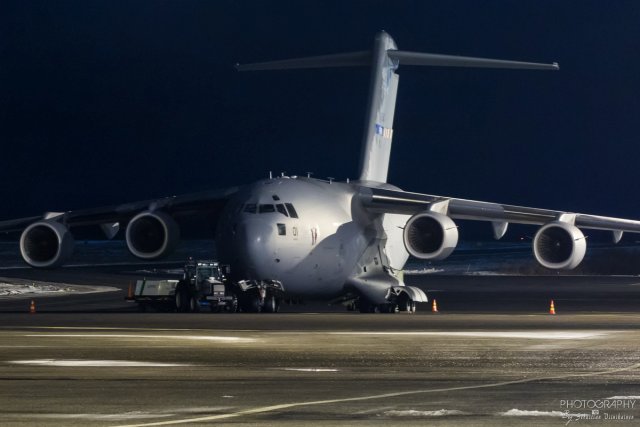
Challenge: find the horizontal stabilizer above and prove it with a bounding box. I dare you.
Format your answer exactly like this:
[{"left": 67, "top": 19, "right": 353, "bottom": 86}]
[
  {"left": 388, "top": 50, "right": 559, "bottom": 70},
  {"left": 236, "top": 51, "right": 370, "bottom": 71},
  {"left": 236, "top": 31, "right": 559, "bottom": 184}
]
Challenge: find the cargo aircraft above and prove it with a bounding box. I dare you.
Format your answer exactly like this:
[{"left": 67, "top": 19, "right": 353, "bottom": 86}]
[{"left": 4, "top": 32, "right": 640, "bottom": 312}]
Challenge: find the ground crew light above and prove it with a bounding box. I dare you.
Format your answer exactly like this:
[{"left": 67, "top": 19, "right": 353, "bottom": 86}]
[
  {"left": 432, "top": 299, "right": 438, "bottom": 313},
  {"left": 29, "top": 299, "right": 36, "bottom": 314},
  {"left": 549, "top": 299, "right": 556, "bottom": 315}
]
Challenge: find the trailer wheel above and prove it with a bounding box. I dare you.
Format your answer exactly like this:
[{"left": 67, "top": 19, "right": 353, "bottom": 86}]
[{"left": 175, "top": 285, "right": 189, "bottom": 313}]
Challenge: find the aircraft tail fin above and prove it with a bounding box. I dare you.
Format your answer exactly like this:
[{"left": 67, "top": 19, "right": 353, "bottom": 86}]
[{"left": 237, "top": 31, "right": 558, "bottom": 183}]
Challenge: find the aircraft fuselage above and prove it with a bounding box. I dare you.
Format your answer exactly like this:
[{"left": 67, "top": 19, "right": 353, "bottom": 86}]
[{"left": 216, "top": 177, "right": 409, "bottom": 299}]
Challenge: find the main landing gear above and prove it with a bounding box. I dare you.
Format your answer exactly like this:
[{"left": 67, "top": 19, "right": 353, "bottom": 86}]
[{"left": 352, "top": 296, "right": 417, "bottom": 314}]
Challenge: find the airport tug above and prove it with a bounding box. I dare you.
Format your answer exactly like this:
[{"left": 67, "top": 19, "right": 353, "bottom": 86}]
[{"left": 127, "top": 259, "right": 284, "bottom": 313}]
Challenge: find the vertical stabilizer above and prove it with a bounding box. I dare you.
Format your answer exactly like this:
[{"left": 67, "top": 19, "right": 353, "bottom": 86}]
[
  {"left": 236, "top": 33, "right": 558, "bottom": 184},
  {"left": 358, "top": 32, "right": 399, "bottom": 183}
]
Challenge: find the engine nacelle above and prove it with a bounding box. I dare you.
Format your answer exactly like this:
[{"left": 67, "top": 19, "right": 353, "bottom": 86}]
[
  {"left": 403, "top": 212, "right": 459, "bottom": 260},
  {"left": 533, "top": 221, "right": 586, "bottom": 270},
  {"left": 20, "top": 221, "right": 75, "bottom": 268},
  {"left": 125, "top": 211, "right": 179, "bottom": 259}
]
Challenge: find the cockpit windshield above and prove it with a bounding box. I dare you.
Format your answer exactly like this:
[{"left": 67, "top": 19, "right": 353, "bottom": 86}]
[
  {"left": 243, "top": 202, "right": 299, "bottom": 218},
  {"left": 259, "top": 204, "right": 275, "bottom": 213}
]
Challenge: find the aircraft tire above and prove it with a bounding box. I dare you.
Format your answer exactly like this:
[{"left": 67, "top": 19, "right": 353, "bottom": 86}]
[
  {"left": 263, "top": 296, "right": 278, "bottom": 313},
  {"left": 242, "top": 296, "right": 262, "bottom": 313},
  {"left": 398, "top": 297, "right": 412, "bottom": 313}
]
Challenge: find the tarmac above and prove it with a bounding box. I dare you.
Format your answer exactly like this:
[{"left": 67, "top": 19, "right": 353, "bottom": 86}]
[{"left": 0, "top": 263, "right": 639, "bottom": 426}]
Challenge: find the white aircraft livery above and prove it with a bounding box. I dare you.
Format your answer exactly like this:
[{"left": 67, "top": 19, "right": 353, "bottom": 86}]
[{"left": 3, "top": 31, "right": 640, "bottom": 313}]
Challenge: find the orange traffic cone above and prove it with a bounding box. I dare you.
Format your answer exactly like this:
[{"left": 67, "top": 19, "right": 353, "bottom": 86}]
[
  {"left": 549, "top": 299, "right": 556, "bottom": 315},
  {"left": 29, "top": 299, "right": 36, "bottom": 314},
  {"left": 127, "top": 283, "right": 134, "bottom": 300},
  {"left": 432, "top": 299, "right": 438, "bottom": 313}
]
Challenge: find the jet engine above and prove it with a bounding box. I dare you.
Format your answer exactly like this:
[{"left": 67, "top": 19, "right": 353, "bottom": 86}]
[
  {"left": 20, "top": 221, "right": 75, "bottom": 268},
  {"left": 533, "top": 221, "right": 586, "bottom": 270},
  {"left": 125, "top": 211, "right": 179, "bottom": 259},
  {"left": 403, "top": 212, "right": 459, "bottom": 260}
]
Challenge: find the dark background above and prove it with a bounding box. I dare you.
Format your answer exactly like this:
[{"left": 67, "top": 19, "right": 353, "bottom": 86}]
[{"left": 2, "top": 1, "right": 640, "bottom": 241}]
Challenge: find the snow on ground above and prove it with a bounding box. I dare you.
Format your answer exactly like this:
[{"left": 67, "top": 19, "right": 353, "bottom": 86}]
[
  {"left": 0, "top": 279, "right": 118, "bottom": 299},
  {"left": 0, "top": 282, "right": 73, "bottom": 296},
  {"left": 403, "top": 267, "right": 445, "bottom": 275},
  {"left": 383, "top": 409, "right": 467, "bottom": 417}
]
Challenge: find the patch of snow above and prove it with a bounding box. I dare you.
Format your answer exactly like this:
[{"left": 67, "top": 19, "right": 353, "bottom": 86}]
[
  {"left": 281, "top": 368, "right": 339, "bottom": 372},
  {"left": 28, "top": 406, "right": 235, "bottom": 421},
  {"left": 404, "top": 268, "right": 445, "bottom": 275},
  {"left": 26, "top": 333, "right": 257, "bottom": 343},
  {"left": 606, "top": 396, "right": 640, "bottom": 399},
  {"left": 464, "top": 271, "right": 511, "bottom": 276},
  {"left": 384, "top": 409, "right": 467, "bottom": 417},
  {"left": 8, "top": 359, "right": 188, "bottom": 367},
  {"left": 0, "top": 282, "right": 72, "bottom": 296},
  {"left": 0, "top": 280, "right": 118, "bottom": 299},
  {"left": 500, "top": 409, "right": 568, "bottom": 417},
  {"left": 30, "top": 412, "right": 173, "bottom": 421}
]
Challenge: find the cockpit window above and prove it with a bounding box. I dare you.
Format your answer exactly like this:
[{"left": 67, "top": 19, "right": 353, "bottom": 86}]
[
  {"left": 276, "top": 204, "right": 288, "bottom": 217},
  {"left": 285, "top": 203, "right": 299, "bottom": 218},
  {"left": 259, "top": 204, "right": 275, "bottom": 214},
  {"left": 243, "top": 204, "right": 257, "bottom": 214}
]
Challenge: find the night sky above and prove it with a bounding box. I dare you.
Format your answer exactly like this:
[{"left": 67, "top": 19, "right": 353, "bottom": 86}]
[{"left": 2, "top": 1, "right": 640, "bottom": 234}]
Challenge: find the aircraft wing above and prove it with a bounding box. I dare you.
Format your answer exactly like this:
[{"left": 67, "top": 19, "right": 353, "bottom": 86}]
[
  {"left": 358, "top": 186, "right": 640, "bottom": 238},
  {"left": 0, "top": 186, "right": 240, "bottom": 267},
  {"left": 0, "top": 186, "right": 240, "bottom": 233},
  {"left": 358, "top": 185, "right": 640, "bottom": 270}
]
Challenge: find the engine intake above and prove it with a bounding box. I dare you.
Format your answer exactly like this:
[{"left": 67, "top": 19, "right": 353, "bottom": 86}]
[
  {"left": 20, "top": 221, "right": 74, "bottom": 268},
  {"left": 533, "top": 221, "right": 586, "bottom": 270},
  {"left": 403, "top": 212, "right": 458, "bottom": 260},
  {"left": 126, "top": 211, "right": 179, "bottom": 259}
]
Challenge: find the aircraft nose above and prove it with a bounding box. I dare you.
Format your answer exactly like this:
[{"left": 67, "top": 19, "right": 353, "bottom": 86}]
[{"left": 238, "top": 219, "right": 275, "bottom": 278}]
